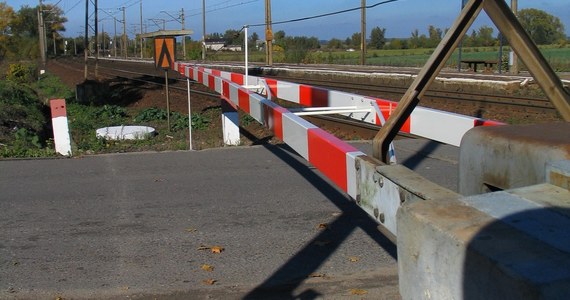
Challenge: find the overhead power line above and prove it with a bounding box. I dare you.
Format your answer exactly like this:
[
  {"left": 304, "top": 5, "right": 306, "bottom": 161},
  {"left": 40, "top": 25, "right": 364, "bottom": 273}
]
[{"left": 248, "top": 0, "right": 399, "bottom": 27}]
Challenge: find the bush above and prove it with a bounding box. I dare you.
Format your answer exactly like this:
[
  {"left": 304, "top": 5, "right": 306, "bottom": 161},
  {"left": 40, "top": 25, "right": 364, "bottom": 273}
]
[{"left": 6, "top": 62, "right": 36, "bottom": 84}]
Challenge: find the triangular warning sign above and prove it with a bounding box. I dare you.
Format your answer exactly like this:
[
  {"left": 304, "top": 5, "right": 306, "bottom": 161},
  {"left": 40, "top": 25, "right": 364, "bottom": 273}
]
[{"left": 154, "top": 37, "right": 176, "bottom": 69}]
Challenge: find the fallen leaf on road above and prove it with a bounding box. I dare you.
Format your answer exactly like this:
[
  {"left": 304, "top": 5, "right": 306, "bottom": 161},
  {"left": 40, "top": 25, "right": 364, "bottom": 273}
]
[
  {"left": 185, "top": 228, "right": 197, "bottom": 233},
  {"left": 203, "top": 278, "right": 217, "bottom": 285},
  {"left": 317, "top": 223, "right": 328, "bottom": 230},
  {"left": 308, "top": 273, "right": 326, "bottom": 278},
  {"left": 350, "top": 289, "right": 368, "bottom": 295},
  {"left": 201, "top": 264, "right": 214, "bottom": 272},
  {"left": 349, "top": 256, "right": 359, "bottom": 262},
  {"left": 197, "top": 245, "right": 210, "bottom": 251},
  {"left": 211, "top": 246, "right": 224, "bottom": 254}
]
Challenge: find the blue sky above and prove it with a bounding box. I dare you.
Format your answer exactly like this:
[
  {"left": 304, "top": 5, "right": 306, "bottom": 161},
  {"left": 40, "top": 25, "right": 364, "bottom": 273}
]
[{"left": 8, "top": 0, "right": 570, "bottom": 40}]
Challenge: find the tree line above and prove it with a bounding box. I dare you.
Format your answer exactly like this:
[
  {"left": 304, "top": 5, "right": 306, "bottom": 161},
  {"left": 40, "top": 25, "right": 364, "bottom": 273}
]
[{"left": 0, "top": 1, "right": 566, "bottom": 63}]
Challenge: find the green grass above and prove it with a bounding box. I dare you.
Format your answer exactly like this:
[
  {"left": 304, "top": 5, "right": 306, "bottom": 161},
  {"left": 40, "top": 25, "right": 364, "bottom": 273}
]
[{"left": 210, "top": 45, "right": 570, "bottom": 71}]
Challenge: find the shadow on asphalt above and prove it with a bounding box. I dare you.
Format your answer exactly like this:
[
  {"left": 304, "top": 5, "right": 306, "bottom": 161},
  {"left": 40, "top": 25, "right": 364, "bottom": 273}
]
[{"left": 238, "top": 128, "right": 397, "bottom": 299}]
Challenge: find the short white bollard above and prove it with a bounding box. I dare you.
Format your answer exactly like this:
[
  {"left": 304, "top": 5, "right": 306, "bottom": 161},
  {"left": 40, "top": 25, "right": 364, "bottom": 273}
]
[
  {"left": 50, "top": 99, "right": 72, "bottom": 156},
  {"left": 221, "top": 98, "right": 240, "bottom": 146}
]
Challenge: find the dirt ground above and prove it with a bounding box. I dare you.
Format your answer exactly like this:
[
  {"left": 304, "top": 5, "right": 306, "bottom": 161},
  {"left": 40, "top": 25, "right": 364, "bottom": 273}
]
[{"left": 47, "top": 59, "right": 280, "bottom": 151}]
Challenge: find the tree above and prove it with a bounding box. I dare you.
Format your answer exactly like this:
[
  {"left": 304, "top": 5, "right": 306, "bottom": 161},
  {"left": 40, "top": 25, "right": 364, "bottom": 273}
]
[
  {"left": 369, "top": 26, "right": 386, "bottom": 49},
  {"left": 351, "top": 32, "right": 360, "bottom": 47},
  {"left": 477, "top": 26, "right": 495, "bottom": 46},
  {"left": 518, "top": 8, "right": 565, "bottom": 45},
  {"left": 0, "top": 2, "right": 15, "bottom": 59},
  {"left": 249, "top": 31, "right": 259, "bottom": 49},
  {"left": 427, "top": 25, "right": 442, "bottom": 48},
  {"left": 327, "top": 38, "right": 343, "bottom": 49}
]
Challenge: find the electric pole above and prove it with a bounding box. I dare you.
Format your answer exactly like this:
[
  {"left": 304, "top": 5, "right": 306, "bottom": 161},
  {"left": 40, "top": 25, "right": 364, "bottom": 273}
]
[
  {"left": 360, "top": 0, "right": 366, "bottom": 65},
  {"left": 114, "top": 17, "right": 117, "bottom": 57},
  {"left": 38, "top": 0, "right": 46, "bottom": 69},
  {"left": 510, "top": 0, "right": 519, "bottom": 74},
  {"left": 122, "top": 6, "right": 127, "bottom": 58},
  {"left": 84, "top": 0, "right": 88, "bottom": 79},
  {"left": 140, "top": 0, "right": 143, "bottom": 58},
  {"left": 94, "top": 0, "right": 98, "bottom": 77},
  {"left": 181, "top": 8, "right": 186, "bottom": 59},
  {"left": 202, "top": 0, "right": 206, "bottom": 60},
  {"left": 265, "top": 0, "right": 273, "bottom": 66}
]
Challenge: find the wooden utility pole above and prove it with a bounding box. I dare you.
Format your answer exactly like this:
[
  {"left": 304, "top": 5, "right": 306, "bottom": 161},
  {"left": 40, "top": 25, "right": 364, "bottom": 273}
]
[
  {"left": 114, "top": 17, "right": 117, "bottom": 57},
  {"left": 265, "top": 0, "right": 273, "bottom": 66},
  {"left": 94, "top": 0, "right": 98, "bottom": 77},
  {"left": 510, "top": 0, "right": 519, "bottom": 74},
  {"left": 202, "top": 0, "right": 206, "bottom": 60},
  {"left": 140, "top": 0, "right": 143, "bottom": 58},
  {"left": 122, "top": 6, "right": 127, "bottom": 58},
  {"left": 360, "top": 0, "right": 366, "bottom": 65},
  {"left": 181, "top": 8, "right": 186, "bottom": 59},
  {"left": 84, "top": 0, "right": 88, "bottom": 79}
]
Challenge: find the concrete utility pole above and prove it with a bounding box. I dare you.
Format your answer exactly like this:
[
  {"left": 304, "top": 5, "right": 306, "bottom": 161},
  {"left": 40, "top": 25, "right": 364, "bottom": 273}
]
[
  {"left": 510, "top": 0, "right": 519, "bottom": 74},
  {"left": 38, "top": 0, "right": 47, "bottom": 69},
  {"left": 140, "top": 0, "right": 143, "bottom": 58},
  {"left": 202, "top": 0, "right": 206, "bottom": 60},
  {"left": 84, "top": 0, "right": 88, "bottom": 79},
  {"left": 265, "top": 0, "right": 273, "bottom": 66},
  {"left": 360, "top": 0, "right": 366, "bottom": 65},
  {"left": 122, "top": 6, "right": 127, "bottom": 58}
]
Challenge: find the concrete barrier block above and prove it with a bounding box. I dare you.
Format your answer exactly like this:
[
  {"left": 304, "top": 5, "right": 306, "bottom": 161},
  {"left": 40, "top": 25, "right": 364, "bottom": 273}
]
[
  {"left": 459, "top": 123, "right": 570, "bottom": 196},
  {"left": 398, "top": 187, "right": 570, "bottom": 300}
]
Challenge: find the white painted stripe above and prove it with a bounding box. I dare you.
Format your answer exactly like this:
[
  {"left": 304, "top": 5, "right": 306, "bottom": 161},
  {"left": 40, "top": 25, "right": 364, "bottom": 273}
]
[
  {"left": 193, "top": 69, "right": 199, "bottom": 81},
  {"left": 52, "top": 116, "right": 72, "bottom": 156},
  {"left": 249, "top": 93, "right": 264, "bottom": 123},
  {"left": 215, "top": 77, "right": 222, "bottom": 94},
  {"left": 282, "top": 113, "right": 317, "bottom": 159},
  {"left": 229, "top": 84, "right": 240, "bottom": 106},
  {"left": 410, "top": 107, "right": 475, "bottom": 146},
  {"left": 221, "top": 71, "right": 231, "bottom": 80},
  {"left": 184, "top": 66, "right": 190, "bottom": 77},
  {"left": 346, "top": 151, "right": 365, "bottom": 199},
  {"left": 277, "top": 81, "right": 301, "bottom": 103}
]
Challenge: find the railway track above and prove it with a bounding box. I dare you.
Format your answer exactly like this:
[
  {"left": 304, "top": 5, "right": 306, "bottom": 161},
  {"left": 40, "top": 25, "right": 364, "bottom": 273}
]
[
  {"left": 52, "top": 58, "right": 385, "bottom": 139},
  {"left": 52, "top": 57, "right": 560, "bottom": 138}
]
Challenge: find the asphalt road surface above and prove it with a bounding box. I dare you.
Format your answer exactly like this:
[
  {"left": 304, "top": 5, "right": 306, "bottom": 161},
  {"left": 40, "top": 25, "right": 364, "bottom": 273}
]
[{"left": 1, "top": 144, "right": 407, "bottom": 299}]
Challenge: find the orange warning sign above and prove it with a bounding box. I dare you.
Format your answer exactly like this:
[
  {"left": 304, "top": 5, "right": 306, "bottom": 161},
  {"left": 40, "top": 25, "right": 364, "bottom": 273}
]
[{"left": 154, "top": 37, "right": 176, "bottom": 69}]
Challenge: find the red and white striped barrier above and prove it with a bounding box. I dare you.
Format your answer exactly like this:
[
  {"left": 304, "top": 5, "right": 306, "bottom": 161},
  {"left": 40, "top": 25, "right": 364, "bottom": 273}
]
[
  {"left": 178, "top": 63, "right": 504, "bottom": 146},
  {"left": 176, "top": 62, "right": 364, "bottom": 199},
  {"left": 49, "top": 99, "right": 72, "bottom": 156}
]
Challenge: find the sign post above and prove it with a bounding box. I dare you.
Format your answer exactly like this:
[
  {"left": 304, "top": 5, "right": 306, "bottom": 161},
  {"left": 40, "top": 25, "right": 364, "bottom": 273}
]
[{"left": 154, "top": 37, "right": 176, "bottom": 132}]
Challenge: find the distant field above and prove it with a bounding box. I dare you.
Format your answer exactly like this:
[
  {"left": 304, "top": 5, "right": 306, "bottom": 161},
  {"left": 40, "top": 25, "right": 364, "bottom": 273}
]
[{"left": 211, "top": 45, "right": 570, "bottom": 72}]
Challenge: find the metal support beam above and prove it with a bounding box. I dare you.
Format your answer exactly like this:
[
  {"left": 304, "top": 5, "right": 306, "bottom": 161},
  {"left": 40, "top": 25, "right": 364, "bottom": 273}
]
[
  {"left": 372, "top": 0, "right": 484, "bottom": 162},
  {"left": 483, "top": 0, "right": 570, "bottom": 121}
]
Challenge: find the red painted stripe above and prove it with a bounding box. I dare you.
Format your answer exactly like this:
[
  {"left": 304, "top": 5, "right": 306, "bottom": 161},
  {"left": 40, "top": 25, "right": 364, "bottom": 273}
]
[
  {"left": 50, "top": 99, "right": 67, "bottom": 118},
  {"left": 231, "top": 73, "right": 244, "bottom": 85},
  {"left": 374, "top": 99, "right": 411, "bottom": 133},
  {"left": 198, "top": 71, "right": 203, "bottom": 84},
  {"left": 212, "top": 69, "right": 221, "bottom": 77},
  {"left": 265, "top": 79, "right": 278, "bottom": 98},
  {"left": 307, "top": 128, "right": 359, "bottom": 192},
  {"left": 300, "top": 85, "right": 329, "bottom": 107},
  {"left": 208, "top": 74, "right": 215, "bottom": 88},
  {"left": 238, "top": 89, "right": 250, "bottom": 113},
  {"left": 264, "top": 104, "right": 287, "bottom": 140},
  {"left": 223, "top": 81, "right": 230, "bottom": 99},
  {"left": 474, "top": 119, "right": 504, "bottom": 127}
]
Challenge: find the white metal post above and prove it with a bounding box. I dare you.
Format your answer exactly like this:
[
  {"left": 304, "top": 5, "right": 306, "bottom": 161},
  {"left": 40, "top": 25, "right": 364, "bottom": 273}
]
[
  {"left": 244, "top": 25, "right": 249, "bottom": 87},
  {"left": 187, "top": 78, "right": 193, "bottom": 151}
]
